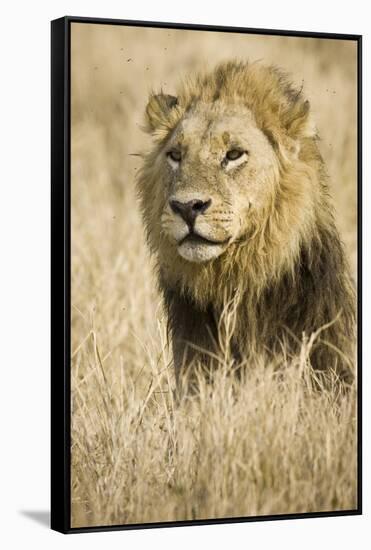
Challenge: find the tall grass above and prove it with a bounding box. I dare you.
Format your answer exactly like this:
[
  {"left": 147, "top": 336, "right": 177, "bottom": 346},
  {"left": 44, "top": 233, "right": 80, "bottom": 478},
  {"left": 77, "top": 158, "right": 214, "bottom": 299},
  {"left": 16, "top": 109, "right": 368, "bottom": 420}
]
[
  {"left": 71, "top": 309, "right": 357, "bottom": 527},
  {"left": 70, "top": 24, "right": 358, "bottom": 528}
]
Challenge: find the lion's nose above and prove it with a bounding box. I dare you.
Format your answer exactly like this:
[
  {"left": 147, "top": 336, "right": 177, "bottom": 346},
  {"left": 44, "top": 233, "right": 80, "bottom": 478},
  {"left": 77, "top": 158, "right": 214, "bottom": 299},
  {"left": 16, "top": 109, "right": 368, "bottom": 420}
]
[{"left": 169, "top": 198, "right": 212, "bottom": 227}]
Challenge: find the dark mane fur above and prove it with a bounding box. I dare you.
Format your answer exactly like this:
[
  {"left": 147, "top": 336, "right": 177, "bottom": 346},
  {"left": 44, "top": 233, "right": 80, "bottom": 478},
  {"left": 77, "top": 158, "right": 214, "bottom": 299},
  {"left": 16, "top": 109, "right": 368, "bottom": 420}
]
[{"left": 162, "top": 220, "right": 356, "bottom": 386}]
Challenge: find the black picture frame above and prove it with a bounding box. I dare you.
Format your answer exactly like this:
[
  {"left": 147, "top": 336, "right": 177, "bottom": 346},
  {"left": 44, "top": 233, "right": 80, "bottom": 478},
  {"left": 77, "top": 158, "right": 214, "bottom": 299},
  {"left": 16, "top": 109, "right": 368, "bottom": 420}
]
[{"left": 51, "top": 15, "right": 362, "bottom": 534}]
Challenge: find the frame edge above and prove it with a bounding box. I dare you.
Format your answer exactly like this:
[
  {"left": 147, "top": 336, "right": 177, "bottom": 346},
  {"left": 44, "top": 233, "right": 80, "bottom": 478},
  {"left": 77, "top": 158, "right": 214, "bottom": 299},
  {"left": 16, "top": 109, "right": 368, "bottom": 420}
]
[{"left": 51, "top": 15, "right": 71, "bottom": 534}]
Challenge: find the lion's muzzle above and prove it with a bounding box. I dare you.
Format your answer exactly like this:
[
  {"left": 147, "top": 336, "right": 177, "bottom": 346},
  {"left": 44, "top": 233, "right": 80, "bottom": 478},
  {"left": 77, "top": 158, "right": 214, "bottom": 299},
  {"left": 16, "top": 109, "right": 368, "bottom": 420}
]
[{"left": 166, "top": 195, "right": 232, "bottom": 263}]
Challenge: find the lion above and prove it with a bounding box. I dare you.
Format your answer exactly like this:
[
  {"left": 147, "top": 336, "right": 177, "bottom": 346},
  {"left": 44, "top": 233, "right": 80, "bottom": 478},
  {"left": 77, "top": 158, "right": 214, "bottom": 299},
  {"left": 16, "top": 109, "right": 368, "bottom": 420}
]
[{"left": 136, "top": 60, "right": 356, "bottom": 389}]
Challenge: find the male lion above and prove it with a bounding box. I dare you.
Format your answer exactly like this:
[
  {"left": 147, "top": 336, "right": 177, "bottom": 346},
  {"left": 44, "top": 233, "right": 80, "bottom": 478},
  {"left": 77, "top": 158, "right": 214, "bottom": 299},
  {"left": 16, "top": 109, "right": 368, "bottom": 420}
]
[{"left": 137, "top": 61, "right": 356, "bottom": 388}]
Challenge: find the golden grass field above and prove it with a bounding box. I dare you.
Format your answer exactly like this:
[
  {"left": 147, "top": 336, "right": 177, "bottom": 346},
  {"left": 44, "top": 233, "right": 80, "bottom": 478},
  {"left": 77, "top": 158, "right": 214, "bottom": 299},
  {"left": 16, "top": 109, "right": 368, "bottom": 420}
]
[{"left": 70, "top": 23, "right": 358, "bottom": 528}]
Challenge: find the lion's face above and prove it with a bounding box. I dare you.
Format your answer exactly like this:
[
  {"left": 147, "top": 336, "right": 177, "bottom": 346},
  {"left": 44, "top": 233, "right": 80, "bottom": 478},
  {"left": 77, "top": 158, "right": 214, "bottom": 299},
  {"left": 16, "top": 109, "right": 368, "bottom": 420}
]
[
  {"left": 139, "top": 63, "right": 320, "bottom": 304},
  {"left": 157, "top": 103, "right": 279, "bottom": 263}
]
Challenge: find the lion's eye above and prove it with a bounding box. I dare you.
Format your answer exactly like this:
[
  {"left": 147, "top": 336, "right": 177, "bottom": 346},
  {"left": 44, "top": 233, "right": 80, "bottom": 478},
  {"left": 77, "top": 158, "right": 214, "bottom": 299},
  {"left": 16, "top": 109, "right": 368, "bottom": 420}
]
[
  {"left": 167, "top": 149, "right": 182, "bottom": 162},
  {"left": 226, "top": 149, "right": 245, "bottom": 161}
]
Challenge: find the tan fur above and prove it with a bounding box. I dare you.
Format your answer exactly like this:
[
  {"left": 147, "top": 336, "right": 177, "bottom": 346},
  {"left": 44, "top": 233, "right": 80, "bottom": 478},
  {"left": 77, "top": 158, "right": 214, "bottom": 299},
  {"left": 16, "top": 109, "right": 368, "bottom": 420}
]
[{"left": 137, "top": 61, "right": 356, "bottom": 386}]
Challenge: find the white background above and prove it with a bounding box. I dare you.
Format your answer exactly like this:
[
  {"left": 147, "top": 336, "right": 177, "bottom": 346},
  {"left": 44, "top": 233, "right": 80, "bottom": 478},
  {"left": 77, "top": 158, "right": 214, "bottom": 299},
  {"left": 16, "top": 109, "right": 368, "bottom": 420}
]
[{"left": 0, "top": 0, "right": 369, "bottom": 547}]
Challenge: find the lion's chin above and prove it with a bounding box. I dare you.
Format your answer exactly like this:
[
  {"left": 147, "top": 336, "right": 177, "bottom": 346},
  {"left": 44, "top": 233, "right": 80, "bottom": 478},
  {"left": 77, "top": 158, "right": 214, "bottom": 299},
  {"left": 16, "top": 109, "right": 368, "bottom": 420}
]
[{"left": 178, "top": 238, "right": 228, "bottom": 263}]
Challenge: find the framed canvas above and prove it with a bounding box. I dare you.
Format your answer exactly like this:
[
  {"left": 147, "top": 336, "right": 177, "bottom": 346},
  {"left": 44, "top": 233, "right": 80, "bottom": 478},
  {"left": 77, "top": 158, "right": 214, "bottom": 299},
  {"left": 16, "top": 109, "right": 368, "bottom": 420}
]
[{"left": 51, "top": 16, "right": 362, "bottom": 533}]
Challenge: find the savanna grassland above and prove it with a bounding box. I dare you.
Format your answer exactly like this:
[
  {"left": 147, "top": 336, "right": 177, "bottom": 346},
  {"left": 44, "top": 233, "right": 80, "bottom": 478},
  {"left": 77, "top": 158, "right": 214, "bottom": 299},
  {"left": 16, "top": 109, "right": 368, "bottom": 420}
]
[{"left": 70, "top": 23, "right": 358, "bottom": 528}]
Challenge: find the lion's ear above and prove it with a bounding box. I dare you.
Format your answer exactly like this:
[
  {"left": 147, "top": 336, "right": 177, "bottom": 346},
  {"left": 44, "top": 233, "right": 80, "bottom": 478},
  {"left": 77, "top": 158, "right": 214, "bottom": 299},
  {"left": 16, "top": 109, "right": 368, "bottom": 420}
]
[
  {"left": 286, "top": 99, "right": 316, "bottom": 140},
  {"left": 145, "top": 93, "right": 178, "bottom": 133},
  {"left": 268, "top": 99, "right": 317, "bottom": 161}
]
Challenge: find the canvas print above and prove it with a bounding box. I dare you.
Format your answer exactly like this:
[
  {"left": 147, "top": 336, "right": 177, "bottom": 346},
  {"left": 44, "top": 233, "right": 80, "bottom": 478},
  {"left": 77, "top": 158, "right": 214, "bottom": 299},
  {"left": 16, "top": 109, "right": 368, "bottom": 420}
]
[{"left": 66, "top": 20, "right": 359, "bottom": 530}]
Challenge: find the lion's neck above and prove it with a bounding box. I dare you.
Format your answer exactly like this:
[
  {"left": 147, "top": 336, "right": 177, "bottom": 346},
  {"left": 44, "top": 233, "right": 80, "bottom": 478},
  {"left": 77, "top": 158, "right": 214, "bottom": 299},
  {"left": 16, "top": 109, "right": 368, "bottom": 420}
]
[{"left": 161, "top": 219, "right": 355, "bottom": 364}]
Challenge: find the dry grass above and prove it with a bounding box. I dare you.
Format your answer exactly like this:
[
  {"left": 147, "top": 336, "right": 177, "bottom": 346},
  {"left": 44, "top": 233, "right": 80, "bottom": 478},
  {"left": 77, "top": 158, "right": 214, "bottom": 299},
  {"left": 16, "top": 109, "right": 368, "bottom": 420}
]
[{"left": 70, "top": 23, "right": 358, "bottom": 528}]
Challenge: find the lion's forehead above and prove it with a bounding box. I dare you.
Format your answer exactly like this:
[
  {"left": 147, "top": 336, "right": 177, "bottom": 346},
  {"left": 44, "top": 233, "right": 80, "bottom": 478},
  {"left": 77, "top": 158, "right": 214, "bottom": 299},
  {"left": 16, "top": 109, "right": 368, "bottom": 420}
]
[{"left": 173, "top": 105, "right": 263, "bottom": 154}]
